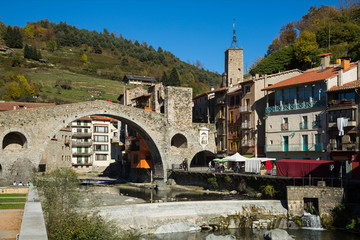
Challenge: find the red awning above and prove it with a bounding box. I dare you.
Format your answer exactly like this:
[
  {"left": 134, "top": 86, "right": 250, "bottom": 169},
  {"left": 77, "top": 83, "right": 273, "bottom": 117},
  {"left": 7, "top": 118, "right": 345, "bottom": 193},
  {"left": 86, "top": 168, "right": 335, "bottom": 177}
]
[{"left": 276, "top": 159, "right": 339, "bottom": 178}]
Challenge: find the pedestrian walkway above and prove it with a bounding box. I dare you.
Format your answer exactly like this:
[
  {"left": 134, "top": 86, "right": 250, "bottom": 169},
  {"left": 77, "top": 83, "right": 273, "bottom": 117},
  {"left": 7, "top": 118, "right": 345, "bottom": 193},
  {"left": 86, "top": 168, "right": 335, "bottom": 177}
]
[{"left": 19, "top": 187, "right": 48, "bottom": 240}]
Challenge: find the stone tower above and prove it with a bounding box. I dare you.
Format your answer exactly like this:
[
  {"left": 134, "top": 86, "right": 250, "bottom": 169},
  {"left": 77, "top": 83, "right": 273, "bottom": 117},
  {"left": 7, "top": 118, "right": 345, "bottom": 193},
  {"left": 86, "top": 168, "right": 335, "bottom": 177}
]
[{"left": 224, "top": 19, "right": 244, "bottom": 87}]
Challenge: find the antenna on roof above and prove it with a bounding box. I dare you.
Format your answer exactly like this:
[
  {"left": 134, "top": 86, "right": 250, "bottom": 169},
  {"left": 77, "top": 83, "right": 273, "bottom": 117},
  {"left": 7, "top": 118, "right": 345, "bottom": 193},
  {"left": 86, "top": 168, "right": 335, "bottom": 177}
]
[{"left": 230, "top": 18, "right": 239, "bottom": 49}]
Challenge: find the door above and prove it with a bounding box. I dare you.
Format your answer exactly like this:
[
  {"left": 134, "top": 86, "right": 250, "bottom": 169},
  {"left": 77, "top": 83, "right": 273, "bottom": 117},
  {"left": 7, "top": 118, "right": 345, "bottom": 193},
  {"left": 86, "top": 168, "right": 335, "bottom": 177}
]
[
  {"left": 302, "top": 135, "right": 308, "bottom": 151},
  {"left": 283, "top": 136, "right": 289, "bottom": 152}
]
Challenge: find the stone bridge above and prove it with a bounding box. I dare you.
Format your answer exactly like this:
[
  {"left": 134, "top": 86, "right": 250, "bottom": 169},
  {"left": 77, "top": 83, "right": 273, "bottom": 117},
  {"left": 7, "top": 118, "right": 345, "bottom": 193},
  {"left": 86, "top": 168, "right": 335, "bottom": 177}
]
[{"left": 0, "top": 87, "right": 216, "bottom": 181}]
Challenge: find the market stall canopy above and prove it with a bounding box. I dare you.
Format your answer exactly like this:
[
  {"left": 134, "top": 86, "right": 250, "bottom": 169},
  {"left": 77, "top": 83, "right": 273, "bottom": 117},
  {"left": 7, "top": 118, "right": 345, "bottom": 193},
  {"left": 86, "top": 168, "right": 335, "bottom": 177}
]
[
  {"left": 223, "top": 152, "right": 249, "bottom": 162},
  {"left": 212, "top": 158, "right": 228, "bottom": 163},
  {"left": 249, "top": 157, "right": 276, "bottom": 162}
]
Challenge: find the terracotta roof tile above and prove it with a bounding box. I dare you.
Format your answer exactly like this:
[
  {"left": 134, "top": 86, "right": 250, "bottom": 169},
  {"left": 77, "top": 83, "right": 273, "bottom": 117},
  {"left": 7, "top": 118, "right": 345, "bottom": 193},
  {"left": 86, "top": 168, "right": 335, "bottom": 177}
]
[
  {"left": 326, "top": 80, "right": 360, "bottom": 92},
  {"left": 262, "top": 64, "right": 357, "bottom": 91},
  {"left": 0, "top": 101, "right": 55, "bottom": 111}
]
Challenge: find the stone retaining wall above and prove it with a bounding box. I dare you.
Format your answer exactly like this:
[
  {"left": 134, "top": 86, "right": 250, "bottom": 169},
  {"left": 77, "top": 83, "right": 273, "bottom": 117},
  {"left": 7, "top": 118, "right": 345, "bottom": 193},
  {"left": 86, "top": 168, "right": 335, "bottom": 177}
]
[{"left": 99, "top": 200, "right": 288, "bottom": 234}]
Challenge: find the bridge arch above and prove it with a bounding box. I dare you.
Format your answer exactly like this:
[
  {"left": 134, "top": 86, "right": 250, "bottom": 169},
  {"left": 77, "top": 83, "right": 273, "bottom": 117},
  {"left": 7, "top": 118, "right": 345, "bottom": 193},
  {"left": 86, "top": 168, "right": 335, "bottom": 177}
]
[{"left": 190, "top": 150, "right": 216, "bottom": 168}]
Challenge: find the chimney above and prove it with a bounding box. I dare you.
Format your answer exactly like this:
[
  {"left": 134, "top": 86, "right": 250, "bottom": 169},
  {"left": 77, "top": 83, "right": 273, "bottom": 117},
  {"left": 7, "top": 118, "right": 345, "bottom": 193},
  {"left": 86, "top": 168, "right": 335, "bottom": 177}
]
[
  {"left": 317, "top": 53, "right": 332, "bottom": 68},
  {"left": 341, "top": 59, "right": 350, "bottom": 71},
  {"left": 338, "top": 69, "right": 343, "bottom": 86}
]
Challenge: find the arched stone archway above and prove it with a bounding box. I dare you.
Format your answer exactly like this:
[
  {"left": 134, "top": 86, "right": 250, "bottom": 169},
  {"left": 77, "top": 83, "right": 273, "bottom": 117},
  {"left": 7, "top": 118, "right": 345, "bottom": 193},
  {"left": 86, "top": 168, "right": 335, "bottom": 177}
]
[
  {"left": 171, "top": 133, "right": 188, "bottom": 148},
  {"left": 2, "top": 131, "right": 27, "bottom": 150},
  {"left": 190, "top": 150, "right": 216, "bottom": 167}
]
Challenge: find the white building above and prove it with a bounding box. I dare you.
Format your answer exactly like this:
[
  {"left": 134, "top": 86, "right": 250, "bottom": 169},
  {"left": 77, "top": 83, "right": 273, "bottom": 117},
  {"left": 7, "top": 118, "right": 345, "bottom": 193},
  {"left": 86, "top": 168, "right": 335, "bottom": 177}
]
[{"left": 263, "top": 56, "right": 358, "bottom": 160}]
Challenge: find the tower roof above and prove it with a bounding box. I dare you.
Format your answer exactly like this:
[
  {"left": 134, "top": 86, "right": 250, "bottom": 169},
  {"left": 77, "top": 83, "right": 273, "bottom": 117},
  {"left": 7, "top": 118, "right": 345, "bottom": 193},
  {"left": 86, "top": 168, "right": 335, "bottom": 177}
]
[{"left": 230, "top": 18, "right": 239, "bottom": 49}]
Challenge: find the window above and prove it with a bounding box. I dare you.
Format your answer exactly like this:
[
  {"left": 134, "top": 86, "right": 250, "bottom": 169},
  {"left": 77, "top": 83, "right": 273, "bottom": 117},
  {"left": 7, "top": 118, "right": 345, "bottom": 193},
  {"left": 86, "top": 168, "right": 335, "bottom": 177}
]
[
  {"left": 230, "top": 111, "right": 234, "bottom": 123},
  {"left": 230, "top": 127, "right": 233, "bottom": 135},
  {"left": 230, "top": 96, "right": 235, "bottom": 106},
  {"left": 96, "top": 154, "right": 107, "bottom": 161},
  {"left": 94, "top": 126, "right": 108, "bottom": 133},
  {"left": 283, "top": 89, "right": 289, "bottom": 104},
  {"left": 76, "top": 128, "right": 82, "bottom": 133},
  {"left": 77, "top": 157, "right": 82, "bottom": 164},
  {"left": 229, "top": 142, "right": 233, "bottom": 151},
  {"left": 245, "top": 86, "right": 250, "bottom": 93},
  {"left": 94, "top": 135, "right": 108, "bottom": 142},
  {"left": 297, "top": 86, "right": 305, "bottom": 103},
  {"left": 275, "top": 90, "right": 282, "bottom": 105},
  {"left": 236, "top": 126, "right": 240, "bottom": 137},
  {"left": 77, "top": 121, "right": 81, "bottom": 126},
  {"left": 235, "top": 95, "right": 240, "bottom": 105},
  {"left": 282, "top": 118, "right": 289, "bottom": 130},
  {"left": 94, "top": 144, "right": 108, "bottom": 151}
]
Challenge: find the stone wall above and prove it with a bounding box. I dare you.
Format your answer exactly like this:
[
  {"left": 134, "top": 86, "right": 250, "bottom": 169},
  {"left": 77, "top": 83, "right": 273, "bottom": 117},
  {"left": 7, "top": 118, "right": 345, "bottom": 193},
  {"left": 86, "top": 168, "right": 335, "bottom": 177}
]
[{"left": 287, "top": 186, "right": 344, "bottom": 218}]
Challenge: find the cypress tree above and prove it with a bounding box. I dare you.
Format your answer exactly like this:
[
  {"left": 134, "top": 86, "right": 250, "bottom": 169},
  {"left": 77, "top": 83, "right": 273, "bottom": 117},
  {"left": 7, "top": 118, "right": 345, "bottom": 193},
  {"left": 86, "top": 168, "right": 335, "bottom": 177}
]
[
  {"left": 168, "top": 67, "right": 181, "bottom": 86},
  {"left": 24, "top": 44, "right": 30, "bottom": 59}
]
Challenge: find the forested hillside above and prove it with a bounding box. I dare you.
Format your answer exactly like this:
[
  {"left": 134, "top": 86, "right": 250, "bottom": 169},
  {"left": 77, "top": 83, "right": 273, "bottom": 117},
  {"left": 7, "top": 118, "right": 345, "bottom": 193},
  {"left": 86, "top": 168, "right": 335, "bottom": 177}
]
[
  {"left": 250, "top": 3, "right": 360, "bottom": 75},
  {"left": 0, "top": 19, "right": 221, "bottom": 103}
]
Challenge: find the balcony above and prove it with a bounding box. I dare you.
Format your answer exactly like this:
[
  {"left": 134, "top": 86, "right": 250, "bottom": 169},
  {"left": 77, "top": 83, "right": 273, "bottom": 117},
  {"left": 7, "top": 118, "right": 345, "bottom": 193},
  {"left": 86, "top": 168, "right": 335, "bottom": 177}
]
[
  {"left": 72, "top": 132, "right": 92, "bottom": 138},
  {"left": 300, "top": 122, "right": 308, "bottom": 130},
  {"left": 265, "top": 100, "right": 326, "bottom": 114},
  {"left": 72, "top": 140, "right": 92, "bottom": 147},
  {"left": 281, "top": 123, "right": 289, "bottom": 131},
  {"left": 312, "top": 121, "right": 321, "bottom": 129},
  {"left": 329, "top": 142, "right": 359, "bottom": 152},
  {"left": 240, "top": 106, "right": 251, "bottom": 113},
  {"left": 265, "top": 143, "right": 325, "bottom": 152},
  {"left": 241, "top": 122, "right": 251, "bottom": 129},
  {"left": 328, "top": 99, "right": 356, "bottom": 109},
  {"left": 241, "top": 140, "right": 252, "bottom": 147},
  {"left": 72, "top": 150, "right": 93, "bottom": 156}
]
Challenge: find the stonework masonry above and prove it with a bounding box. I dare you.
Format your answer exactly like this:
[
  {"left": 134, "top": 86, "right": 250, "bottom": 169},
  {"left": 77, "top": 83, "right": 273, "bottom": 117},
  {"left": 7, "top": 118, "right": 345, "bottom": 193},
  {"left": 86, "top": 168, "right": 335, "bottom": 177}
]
[
  {"left": 0, "top": 86, "right": 216, "bottom": 182},
  {"left": 287, "top": 186, "right": 344, "bottom": 218}
]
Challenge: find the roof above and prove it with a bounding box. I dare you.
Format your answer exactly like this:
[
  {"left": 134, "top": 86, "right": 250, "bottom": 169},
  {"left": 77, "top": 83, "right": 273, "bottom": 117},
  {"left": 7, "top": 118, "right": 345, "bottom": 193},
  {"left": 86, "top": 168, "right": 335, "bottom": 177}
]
[
  {"left": 326, "top": 80, "right": 360, "bottom": 92},
  {"left": 317, "top": 53, "right": 332, "bottom": 57},
  {"left": 262, "top": 64, "right": 357, "bottom": 91},
  {"left": 0, "top": 101, "right": 55, "bottom": 111},
  {"left": 193, "top": 86, "right": 230, "bottom": 100},
  {"left": 132, "top": 93, "right": 151, "bottom": 100},
  {"left": 123, "top": 75, "right": 156, "bottom": 83}
]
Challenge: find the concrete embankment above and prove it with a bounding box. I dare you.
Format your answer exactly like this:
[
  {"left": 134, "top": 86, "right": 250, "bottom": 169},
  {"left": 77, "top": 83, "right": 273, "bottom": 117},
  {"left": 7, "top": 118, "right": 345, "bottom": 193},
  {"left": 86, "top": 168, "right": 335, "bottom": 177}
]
[{"left": 99, "top": 200, "right": 288, "bottom": 234}]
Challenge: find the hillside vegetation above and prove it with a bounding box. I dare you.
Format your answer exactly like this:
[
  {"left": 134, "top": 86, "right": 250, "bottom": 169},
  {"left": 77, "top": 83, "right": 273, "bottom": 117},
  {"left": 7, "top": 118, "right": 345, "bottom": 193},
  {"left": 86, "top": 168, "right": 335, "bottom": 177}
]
[
  {"left": 0, "top": 19, "right": 221, "bottom": 103},
  {"left": 250, "top": 3, "right": 360, "bottom": 75}
]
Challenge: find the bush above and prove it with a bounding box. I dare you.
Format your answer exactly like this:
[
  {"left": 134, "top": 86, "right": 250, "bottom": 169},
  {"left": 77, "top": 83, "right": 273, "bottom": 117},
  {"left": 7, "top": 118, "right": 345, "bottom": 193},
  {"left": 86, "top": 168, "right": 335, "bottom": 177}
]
[
  {"left": 36, "top": 169, "right": 121, "bottom": 240},
  {"left": 208, "top": 177, "right": 218, "bottom": 189},
  {"left": 261, "top": 185, "right": 277, "bottom": 198}
]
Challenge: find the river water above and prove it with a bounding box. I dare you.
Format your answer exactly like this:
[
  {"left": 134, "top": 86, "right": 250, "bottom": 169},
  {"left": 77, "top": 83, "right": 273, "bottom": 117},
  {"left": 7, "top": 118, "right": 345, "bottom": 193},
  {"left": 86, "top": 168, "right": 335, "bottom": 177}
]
[{"left": 84, "top": 183, "right": 359, "bottom": 239}]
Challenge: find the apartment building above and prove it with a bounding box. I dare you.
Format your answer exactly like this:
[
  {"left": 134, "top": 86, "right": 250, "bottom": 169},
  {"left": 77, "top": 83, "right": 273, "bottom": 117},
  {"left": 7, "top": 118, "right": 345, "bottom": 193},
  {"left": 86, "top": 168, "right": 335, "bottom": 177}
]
[{"left": 263, "top": 56, "right": 358, "bottom": 161}]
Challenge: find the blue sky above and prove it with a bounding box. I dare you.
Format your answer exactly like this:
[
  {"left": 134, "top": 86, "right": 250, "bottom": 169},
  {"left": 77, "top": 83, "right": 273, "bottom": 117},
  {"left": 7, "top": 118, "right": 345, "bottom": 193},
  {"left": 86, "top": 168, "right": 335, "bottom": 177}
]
[{"left": 0, "top": 0, "right": 340, "bottom": 74}]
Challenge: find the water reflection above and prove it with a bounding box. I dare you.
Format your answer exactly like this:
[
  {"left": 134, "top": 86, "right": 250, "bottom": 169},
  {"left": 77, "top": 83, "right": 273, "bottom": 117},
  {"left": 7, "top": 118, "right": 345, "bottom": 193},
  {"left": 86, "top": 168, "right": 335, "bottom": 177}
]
[
  {"left": 117, "top": 185, "right": 251, "bottom": 203},
  {"left": 143, "top": 229, "right": 359, "bottom": 240}
]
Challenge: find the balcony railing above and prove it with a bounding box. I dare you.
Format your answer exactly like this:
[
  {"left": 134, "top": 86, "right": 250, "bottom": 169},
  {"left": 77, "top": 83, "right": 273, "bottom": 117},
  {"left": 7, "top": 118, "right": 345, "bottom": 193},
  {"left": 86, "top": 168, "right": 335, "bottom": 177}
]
[
  {"left": 72, "top": 150, "right": 93, "bottom": 156},
  {"left": 72, "top": 132, "right": 92, "bottom": 138},
  {"left": 265, "top": 100, "right": 326, "bottom": 114},
  {"left": 312, "top": 121, "right": 321, "bottom": 129},
  {"left": 72, "top": 140, "right": 92, "bottom": 147},
  {"left": 328, "top": 99, "right": 356, "bottom": 109},
  {"left": 265, "top": 143, "right": 325, "bottom": 152},
  {"left": 281, "top": 123, "right": 289, "bottom": 131},
  {"left": 240, "top": 106, "right": 251, "bottom": 113},
  {"left": 300, "top": 122, "right": 308, "bottom": 130},
  {"left": 241, "top": 122, "right": 251, "bottom": 129},
  {"left": 329, "top": 142, "right": 359, "bottom": 152}
]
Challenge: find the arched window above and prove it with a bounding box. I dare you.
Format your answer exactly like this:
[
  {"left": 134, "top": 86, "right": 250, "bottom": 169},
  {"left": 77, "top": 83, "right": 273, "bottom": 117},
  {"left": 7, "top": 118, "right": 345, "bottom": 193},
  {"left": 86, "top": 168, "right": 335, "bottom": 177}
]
[
  {"left": 171, "top": 134, "right": 187, "bottom": 148},
  {"left": 2, "top": 132, "right": 27, "bottom": 150}
]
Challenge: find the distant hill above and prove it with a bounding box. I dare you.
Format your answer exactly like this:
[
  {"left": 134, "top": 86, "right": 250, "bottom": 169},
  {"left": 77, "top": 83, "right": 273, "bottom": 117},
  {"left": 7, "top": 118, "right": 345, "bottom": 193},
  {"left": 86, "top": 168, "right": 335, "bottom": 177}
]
[
  {"left": 0, "top": 19, "right": 221, "bottom": 103},
  {"left": 250, "top": 3, "right": 360, "bottom": 75}
]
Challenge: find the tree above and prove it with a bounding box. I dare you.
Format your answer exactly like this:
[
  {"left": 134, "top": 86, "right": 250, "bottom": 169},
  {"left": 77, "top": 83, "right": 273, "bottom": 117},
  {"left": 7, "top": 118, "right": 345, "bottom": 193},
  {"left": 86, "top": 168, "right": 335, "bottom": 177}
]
[
  {"left": 168, "top": 67, "right": 181, "bottom": 86},
  {"left": 5, "top": 81, "right": 21, "bottom": 100},
  {"left": 160, "top": 71, "right": 168, "bottom": 83},
  {"left": 279, "top": 23, "right": 297, "bottom": 46},
  {"left": 293, "top": 31, "right": 319, "bottom": 64},
  {"left": 47, "top": 40, "right": 57, "bottom": 52},
  {"left": 3, "top": 26, "right": 23, "bottom": 48},
  {"left": 81, "top": 53, "right": 88, "bottom": 63}
]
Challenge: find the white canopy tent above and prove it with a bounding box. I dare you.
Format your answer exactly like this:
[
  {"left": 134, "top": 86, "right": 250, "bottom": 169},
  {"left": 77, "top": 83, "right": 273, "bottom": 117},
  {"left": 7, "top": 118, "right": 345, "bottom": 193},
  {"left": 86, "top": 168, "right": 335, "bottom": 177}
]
[{"left": 223, "top": 152, "right": 248, "bottom": 162}]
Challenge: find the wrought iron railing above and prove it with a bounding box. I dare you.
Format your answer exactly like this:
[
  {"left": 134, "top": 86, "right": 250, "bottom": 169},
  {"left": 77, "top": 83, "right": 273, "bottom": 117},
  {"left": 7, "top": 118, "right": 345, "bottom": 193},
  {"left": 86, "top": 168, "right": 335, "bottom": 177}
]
[
  {"left": 265, "top": 143, "right": 325, "bottom": 152},
  {"left": 265, "top": 100, "right": 326, "bottom": 113}
]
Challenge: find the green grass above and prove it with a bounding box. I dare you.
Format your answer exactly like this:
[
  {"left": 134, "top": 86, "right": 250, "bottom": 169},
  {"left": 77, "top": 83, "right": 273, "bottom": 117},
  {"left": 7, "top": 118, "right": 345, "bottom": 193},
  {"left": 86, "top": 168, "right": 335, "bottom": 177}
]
[
  {"left": 0, "top": 198, "right": 27, "bottom": 202},
  {"left": 0, "top": 194, "right": 27, "bottom": 197},
  {"left": 26, "top": 68, "right": 133, "bottom": 102},
  {"left": 0, "top": 203, "right": 25, "bottom": 209}
]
